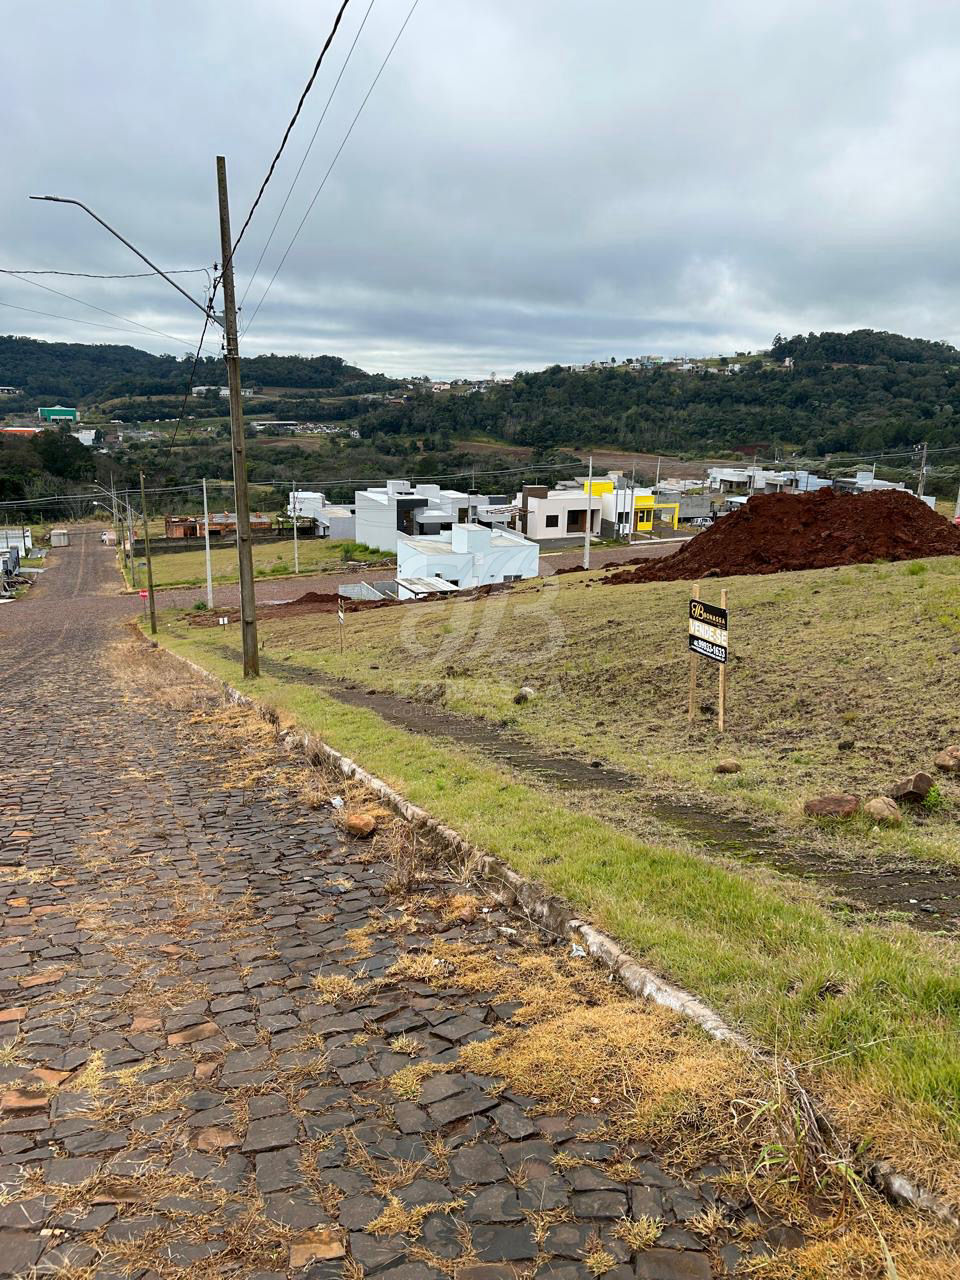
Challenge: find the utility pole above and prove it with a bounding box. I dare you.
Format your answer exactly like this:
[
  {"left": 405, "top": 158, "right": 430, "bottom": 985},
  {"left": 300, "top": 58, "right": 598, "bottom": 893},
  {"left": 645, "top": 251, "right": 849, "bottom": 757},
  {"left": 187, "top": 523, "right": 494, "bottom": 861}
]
[
  {"left": 202, "top": 477, "right": 214, "bottom": 609},
  {"left": 582, "top": 453, "right": 593, "bottom": 571},
  {"left": 655, "top": 455, "right": 661, "bottom": 491},
  {"left": 292, "top": 482, "right": 300, "bottom": 575},
  {"left": 626, "top": 464, "right": 636, "bottom": 543},
  {"left": 917, "top": 441, "right": 928, "bottom": 499},
  {"left": 126, "top": 502, "right": 138, "bottom": 588},
  {"left": 139, "top": 471, "right": 157, "bottom": 635},
  {"left": 216, "top": 155, "right": 259, "bottom": 677},
  {"left": 954, "top": 482, "right": 960, "bottom": 521}
]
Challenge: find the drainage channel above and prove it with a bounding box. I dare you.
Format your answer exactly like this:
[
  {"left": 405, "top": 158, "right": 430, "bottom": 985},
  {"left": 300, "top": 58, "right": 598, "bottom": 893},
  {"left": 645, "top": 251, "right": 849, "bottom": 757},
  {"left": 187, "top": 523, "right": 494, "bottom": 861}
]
[{"left": 213, "top": 644, "right": 960, "bottom": 933}]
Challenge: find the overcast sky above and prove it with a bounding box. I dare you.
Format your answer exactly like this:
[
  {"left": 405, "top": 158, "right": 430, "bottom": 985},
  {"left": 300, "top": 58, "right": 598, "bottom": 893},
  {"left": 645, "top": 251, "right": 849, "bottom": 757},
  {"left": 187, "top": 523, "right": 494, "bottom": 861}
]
[{"left": 3, "top": 0, "right": 959, "bottom": 378}]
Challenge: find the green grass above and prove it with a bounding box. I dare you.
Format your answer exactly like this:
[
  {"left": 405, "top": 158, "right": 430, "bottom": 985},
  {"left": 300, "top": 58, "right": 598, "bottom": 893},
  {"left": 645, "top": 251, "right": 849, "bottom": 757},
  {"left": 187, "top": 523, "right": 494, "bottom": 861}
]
[
  {"left": 141, "top": 538, "right": 394, "bottom": 589},
  {"left": 157, "top": 616, "right": 960, "bottom": 1178},
  {"left": 249, "top": 554, "right": 960, "bottom": 869}
]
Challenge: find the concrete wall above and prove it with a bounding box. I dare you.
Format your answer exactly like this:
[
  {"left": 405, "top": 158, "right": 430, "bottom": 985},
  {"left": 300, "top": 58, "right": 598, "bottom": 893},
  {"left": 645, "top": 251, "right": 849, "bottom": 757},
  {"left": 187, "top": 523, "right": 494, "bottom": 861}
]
[{"left": 355, "top": 492, "right": 399, "bottom": 551}]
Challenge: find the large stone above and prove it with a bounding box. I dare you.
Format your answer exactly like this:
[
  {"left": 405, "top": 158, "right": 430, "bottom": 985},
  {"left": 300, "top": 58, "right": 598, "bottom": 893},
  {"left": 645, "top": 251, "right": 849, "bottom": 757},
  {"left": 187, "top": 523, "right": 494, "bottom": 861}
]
[
  {"left": 713, "top": 759, "right": 742, "bottom": 774},
  {"left": 934, "top": 746, "right": 960, "bottom": 773},
  {"left": 634, "top": 1249, "right": 714, "bottom": 1280},
  {"left": 344, "top": 813, "right": 376, "bottom": 838},
  {"left": 255, "top": 1147, "right": 303, "bottom": 1194},
  {"left": 0, "top": 1230, "right": 42, "bottom": 1276},
  {"left": 472, "top": 1224, "right": 538, "bottom": 1262},
  {"left": 288, "top": 1228, "right": 344, "bottom": 1268},
  {"left": 802, "top": 794, "right": 859, "bottom": 819},
  {"left": 465, "top": 1184, "right": 524, "bottom": 1223},
  {"left": 889, "top": 772, "right": 933, "bottom": 804},
  {"left": 449, "top": 1143, "right": 507, "bottom": 1187},
  {"left": 513, "top": 686, "right": 536, "bottom": 705},
  {"left": 863, "top": 796, "right": 902, "bottom": 826}
]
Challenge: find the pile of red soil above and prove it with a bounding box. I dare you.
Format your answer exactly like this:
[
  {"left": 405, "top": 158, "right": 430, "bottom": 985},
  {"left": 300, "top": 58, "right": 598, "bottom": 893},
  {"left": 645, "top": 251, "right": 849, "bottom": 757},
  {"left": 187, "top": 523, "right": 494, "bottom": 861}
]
[{"left": 604, "top": 489, "right": 960, "bottom": 585}]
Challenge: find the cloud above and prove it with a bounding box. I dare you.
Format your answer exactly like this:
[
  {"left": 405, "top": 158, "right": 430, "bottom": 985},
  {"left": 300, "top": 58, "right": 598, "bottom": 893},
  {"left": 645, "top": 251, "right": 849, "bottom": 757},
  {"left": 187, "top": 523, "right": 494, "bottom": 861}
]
[{"left": 2, "top": 0, "right": 960, "bottom": 377}]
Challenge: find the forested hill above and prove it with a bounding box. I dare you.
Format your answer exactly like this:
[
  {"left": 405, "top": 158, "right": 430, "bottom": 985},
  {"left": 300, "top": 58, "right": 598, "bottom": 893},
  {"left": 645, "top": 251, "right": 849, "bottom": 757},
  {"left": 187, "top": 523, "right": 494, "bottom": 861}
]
[
  {"left": 0, "top": 335, "right": 392, "bottom": 400},
  {"left": 363, "top": 329, "right": 960, "bottom": 459}
]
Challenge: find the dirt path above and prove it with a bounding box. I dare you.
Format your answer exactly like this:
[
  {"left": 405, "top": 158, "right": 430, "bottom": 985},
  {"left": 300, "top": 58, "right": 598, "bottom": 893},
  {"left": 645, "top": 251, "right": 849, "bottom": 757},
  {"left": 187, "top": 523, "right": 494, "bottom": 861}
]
[
  {"left": 204, "top": 642, "right": 960, "bottom": 934},
  {"left": 0, "top": 529, "right": 775, "bottom": 1277}
]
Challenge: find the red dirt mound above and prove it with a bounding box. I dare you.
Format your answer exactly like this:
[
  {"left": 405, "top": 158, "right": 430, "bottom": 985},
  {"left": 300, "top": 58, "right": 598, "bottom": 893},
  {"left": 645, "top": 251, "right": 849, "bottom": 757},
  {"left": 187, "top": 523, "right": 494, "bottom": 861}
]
[{"left": 604, "top": 489, "right": 960, "bottom": 585}]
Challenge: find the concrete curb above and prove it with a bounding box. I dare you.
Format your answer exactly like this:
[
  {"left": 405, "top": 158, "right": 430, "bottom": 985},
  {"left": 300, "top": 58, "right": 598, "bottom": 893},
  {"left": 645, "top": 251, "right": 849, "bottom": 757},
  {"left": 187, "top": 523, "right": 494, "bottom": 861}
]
[{"left": 160, "top": 640, "right": 957, "bottom": 1228}]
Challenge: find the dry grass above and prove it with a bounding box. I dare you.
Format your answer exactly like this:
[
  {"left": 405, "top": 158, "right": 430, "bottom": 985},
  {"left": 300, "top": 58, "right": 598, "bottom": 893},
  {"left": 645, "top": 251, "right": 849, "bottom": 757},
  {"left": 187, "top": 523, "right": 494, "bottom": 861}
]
[
  {"left": 366, "top": 1192, "right": 465, "bottom": 1239},
  {"left": 311, "top": 973, "right": 363, "bottom": 1002},
  {"left": 388, "top": 1060, "right": 448, "bottom": 1100},
  {"left": 611, "top": 1214, "right": 662, "bottom": 1250}
]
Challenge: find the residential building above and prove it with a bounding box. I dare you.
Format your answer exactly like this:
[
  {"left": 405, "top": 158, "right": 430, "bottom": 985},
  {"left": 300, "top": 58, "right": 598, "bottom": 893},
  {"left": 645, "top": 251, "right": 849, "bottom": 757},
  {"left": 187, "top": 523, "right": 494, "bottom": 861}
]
[
  {"left": 395, "top": 523, "right": 538, "bottom": 596},
  {"left": 581, "top": 474, "right": 681, "bottom": 536},
  {"left": 0, "top": 426, "right": 42, "bottom": 440},
  {"left": 71, "top": 429, "right": 97, "bottom": 447},
  {"left": 0, "top": 528, "right": 32, "bottom": 556},
  {"left": 192, "top": 386, "right": 253, "bottom": 398},
  {"left": 513, "top": 484, "right": 601, "bottom": 541},
  {"left": 37, "top": 405, "right": 79, "bottom": 423},
  {"left": 200, "top": 511, "right": 273, "bottom": 537},
  {"left": 354, "top": 481, "right": 483, "bottom": 552},
  {"left": 0, "top": 386, "right": 22, "bottom": 396},
  {"left": 287, "top": 491, "right": 355, "bottom": 541},
  {"left": 164, "top": 516, "right": 200, "bottom": 538}
]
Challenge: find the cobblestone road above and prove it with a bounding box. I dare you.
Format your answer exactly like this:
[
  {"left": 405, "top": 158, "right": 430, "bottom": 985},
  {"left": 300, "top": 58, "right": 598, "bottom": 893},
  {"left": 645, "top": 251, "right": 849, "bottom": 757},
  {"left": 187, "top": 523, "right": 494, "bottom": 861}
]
[{"left": 0, "top": 531, "right": 743, "bottom": 1278}]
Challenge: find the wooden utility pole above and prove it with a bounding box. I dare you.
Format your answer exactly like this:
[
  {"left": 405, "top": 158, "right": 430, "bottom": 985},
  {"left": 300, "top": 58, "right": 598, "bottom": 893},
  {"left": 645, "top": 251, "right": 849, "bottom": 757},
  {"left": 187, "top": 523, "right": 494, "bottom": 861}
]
[
  {"left": 917, "top": 441, "right": 928, "bottom": 499},
  {"left": 201, "top": 477, "right": 214, "bottom": 609},
  {"left": 139, "top": 470, "right": 157, "bottom": 635},
  {"left": 216, "top": 155, "right": 259, "bottom": 677}
]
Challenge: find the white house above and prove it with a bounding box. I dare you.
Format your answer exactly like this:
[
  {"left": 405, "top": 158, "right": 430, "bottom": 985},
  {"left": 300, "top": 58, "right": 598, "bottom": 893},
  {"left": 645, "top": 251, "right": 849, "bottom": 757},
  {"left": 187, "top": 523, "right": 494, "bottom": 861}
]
[
  {"left": 287, "top": 491, "right": 355, "bottom": 540},
  {"left": 395, "top": 523, "right": 539, "bottom": 597},
  {"left": 513, "top": 484, "right": 602, "bottom": 541},
  {"left": 71, "top": 429, "right": 97, "bottom": 448},
  {"left": 354, "top": 481, "right": 474, "bottom": 552}
]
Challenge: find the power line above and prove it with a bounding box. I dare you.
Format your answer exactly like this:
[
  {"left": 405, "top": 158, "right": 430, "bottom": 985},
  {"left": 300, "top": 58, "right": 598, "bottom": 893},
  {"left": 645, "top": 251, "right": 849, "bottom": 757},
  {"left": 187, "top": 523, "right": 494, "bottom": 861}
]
[
  {"left": 3, "top": 269, "right": 216, "bottom": 350},
  {"left": 225, "top": 0, "right": 353, "bottom": 278},
  {"left": 238, "top": 0, "right": 377, "bottom": 313},
  {"left": 241, "top": 0, "right": 420, "bottom": 339},
  {"left": 0, "top": 297, "right": 206, "bottom": 346},
  {"left": 162, "top": 296, "right": 220, "bottom": 457},
  {"left": 0, "top": 267, "right": 209, "bottom": 280}
]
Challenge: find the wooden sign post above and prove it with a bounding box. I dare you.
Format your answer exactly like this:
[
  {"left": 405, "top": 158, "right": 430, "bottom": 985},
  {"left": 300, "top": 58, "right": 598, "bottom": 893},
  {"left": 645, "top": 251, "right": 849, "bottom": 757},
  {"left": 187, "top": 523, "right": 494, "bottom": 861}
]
[{"left": 687, "top": 585, "right": 729, "bottom": 733}]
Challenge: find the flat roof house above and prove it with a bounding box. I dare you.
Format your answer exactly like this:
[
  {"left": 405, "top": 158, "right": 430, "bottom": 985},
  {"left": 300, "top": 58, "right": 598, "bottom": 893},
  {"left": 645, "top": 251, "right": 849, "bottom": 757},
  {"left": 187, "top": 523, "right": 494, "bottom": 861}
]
[
  {"left": 514, "top": 484, "right": 601, "bottom": 542},
  {"left": 395, "top": 523, "right": 539, "bottom": 597},
  {"left": 287, "top": 491, "right": 355, "bottom": 541},
  {"left": 355, "top": 481, "right": 480, "bottom": 552}
]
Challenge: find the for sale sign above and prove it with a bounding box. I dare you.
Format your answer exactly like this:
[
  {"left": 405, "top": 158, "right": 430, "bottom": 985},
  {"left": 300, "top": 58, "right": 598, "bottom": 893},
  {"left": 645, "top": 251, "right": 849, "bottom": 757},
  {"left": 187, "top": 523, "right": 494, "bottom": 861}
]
[{"left": 688, "top": 598, "right": 728, "bottom": 664}]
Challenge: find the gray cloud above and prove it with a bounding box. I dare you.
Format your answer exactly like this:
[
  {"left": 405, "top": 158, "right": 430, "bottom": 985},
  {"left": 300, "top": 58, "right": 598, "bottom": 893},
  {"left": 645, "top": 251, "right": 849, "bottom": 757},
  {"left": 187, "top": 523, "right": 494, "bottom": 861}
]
[{"left": 2, "top": 0, "right": 960, "bottom": 377}]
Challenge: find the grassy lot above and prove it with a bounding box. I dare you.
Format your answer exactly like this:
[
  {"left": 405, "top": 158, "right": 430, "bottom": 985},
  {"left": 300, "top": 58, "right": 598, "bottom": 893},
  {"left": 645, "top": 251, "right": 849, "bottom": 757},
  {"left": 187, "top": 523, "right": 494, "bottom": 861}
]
[
  {"left": 238, "top": 555, "right": 960, "bottom": 868},
  {"left": 140, "top": 539, "right": 394, "bottom": 589},
  {"left": 156, "top": 559, "right": 960, "bottom": 1207}
]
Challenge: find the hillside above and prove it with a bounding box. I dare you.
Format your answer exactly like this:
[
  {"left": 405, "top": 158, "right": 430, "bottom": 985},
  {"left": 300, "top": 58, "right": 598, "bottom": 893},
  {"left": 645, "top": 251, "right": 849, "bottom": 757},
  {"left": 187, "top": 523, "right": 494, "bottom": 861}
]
[{"left": 0, "top": 335, "right": 392, "bottom": 401}]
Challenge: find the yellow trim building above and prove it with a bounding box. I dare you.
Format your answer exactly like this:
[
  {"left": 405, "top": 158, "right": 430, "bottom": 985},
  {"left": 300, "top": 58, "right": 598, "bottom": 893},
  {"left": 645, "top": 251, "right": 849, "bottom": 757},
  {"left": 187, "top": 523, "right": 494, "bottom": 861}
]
[{"left": 584, "top": 479, "right": 679, "bottom": 533}]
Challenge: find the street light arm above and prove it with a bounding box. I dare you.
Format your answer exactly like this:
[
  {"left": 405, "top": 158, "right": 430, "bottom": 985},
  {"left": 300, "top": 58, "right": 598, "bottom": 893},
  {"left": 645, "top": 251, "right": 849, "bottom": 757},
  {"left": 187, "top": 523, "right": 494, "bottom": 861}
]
[{"left": 29, "top": 195, "right": 218, "bottom": 322}]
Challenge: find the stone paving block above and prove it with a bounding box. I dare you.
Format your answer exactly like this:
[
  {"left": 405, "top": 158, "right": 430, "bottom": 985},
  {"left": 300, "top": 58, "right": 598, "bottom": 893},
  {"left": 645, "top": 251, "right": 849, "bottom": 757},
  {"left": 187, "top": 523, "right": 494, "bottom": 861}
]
[
  {"left": 471, "top": 1224, "right": 539, "bottom": 1261},
  {"left": 634, "top": 1250, "right": 715, "bottom": 1280}
]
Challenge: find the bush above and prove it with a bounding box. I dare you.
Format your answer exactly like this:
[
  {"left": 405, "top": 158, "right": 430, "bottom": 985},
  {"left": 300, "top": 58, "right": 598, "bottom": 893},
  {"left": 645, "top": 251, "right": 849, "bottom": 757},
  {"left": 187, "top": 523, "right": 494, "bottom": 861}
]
[{"left": 192, "top": 600, "right": 208, "bottom": 611}]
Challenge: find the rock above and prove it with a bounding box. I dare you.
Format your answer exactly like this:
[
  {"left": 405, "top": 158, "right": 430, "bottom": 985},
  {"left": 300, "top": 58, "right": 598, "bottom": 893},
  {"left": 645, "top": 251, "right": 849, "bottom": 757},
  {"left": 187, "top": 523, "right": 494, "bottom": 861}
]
[
  {"left": 344, "top": 812, "right": 376, "bottom": 838},
  {"left": 889, "top": 771, "right": 933, "bottom": 804},
  {"left": 863, "top": 797, "right": 902, "bottom": 826},
  {"left": 195, "top": 1127, "right": 240, "bottom": 1153},
  {"left": 513, "top": 686, "right": 536, "bottom": 704},
  {"left": 837, "top": 737, "right": 855, "bottom": 751},
  {"left": 803, "top": 794, "right": 859, "bottom": 819},
  {"left": 288, "top": 1228, "right": 344, "bottom": 1268},
  {"left": 934, "top": 746, "right": 960, "bottom": 773},
  {"left": 166, "top": 1020, "right": 220, "bottom": 1047},
  {"left": 714, "top": 759, "right": 742, "bottom": 774}
]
